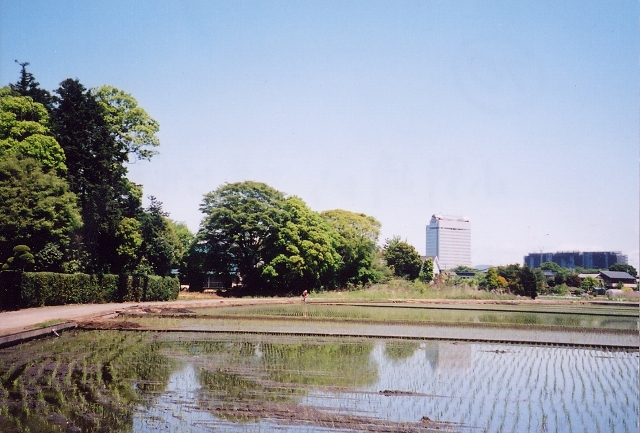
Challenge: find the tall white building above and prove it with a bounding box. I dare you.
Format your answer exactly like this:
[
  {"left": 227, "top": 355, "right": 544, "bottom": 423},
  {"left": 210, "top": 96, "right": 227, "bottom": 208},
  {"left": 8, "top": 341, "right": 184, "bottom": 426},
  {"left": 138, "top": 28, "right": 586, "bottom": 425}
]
[{"left": 426, "top": 215, "right": 471, "bottom": 270}]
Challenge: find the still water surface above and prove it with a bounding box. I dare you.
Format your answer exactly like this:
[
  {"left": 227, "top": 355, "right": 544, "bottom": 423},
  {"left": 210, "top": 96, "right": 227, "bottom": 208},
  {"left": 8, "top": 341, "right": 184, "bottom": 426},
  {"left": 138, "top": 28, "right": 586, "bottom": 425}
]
[{"left": 0, "top": 331, "right": 637, "bottom": 432}]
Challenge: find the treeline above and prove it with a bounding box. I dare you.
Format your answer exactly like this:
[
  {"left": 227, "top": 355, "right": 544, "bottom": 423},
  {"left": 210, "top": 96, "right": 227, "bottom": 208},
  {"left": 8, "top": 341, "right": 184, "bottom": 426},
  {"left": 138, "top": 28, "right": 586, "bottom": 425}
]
[
  {"left": 479, "top": 265, "right": 541, "bottom": 298},
  {"left": 0, "top": 64, "right": 433, "bottom": 300},
  {"left": 184, "top": 181, "right": 434, "bottom": 295},
  {"left": 0, "top": 62, "right": 190, "bottom": 276}
]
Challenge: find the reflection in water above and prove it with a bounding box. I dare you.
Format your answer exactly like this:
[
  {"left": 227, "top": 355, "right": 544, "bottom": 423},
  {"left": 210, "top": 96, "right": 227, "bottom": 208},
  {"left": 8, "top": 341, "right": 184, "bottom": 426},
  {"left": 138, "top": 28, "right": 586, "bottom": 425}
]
[
  {"left": 435, "top": 342, "right": 472, "bottom": 372},
  {"left": 0, "top": 331, "right": 637, "bottom": 433},
  {"left": 303, "top": 341, "right": 638, "bottom": 433},
  {"left": 133, "top": 364, "right": 330, "bottom": 433}
]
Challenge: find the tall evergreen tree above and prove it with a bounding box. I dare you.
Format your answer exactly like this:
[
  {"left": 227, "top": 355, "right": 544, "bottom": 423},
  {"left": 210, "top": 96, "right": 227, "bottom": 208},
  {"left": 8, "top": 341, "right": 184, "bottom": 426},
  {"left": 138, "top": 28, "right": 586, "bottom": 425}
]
[
  {"left": 51, "top": 79, "right": 131, "bottom": 273},
  {"left": 9, "top": 61, "right": 53, "bottom": 111}
]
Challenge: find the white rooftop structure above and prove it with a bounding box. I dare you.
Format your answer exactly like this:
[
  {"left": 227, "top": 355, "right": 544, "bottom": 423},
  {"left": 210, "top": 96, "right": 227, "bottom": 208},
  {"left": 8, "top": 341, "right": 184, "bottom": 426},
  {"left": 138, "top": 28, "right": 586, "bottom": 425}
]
[{"left": 426, "top": 214, "right": 471, "bottom": 270}]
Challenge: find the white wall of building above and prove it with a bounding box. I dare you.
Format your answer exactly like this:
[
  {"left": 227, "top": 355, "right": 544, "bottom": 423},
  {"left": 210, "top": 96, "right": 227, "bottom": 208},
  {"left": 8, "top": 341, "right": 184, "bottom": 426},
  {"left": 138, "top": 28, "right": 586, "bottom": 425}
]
[{"left": 426, "top": 214, "right": 471, "bottom": 270}]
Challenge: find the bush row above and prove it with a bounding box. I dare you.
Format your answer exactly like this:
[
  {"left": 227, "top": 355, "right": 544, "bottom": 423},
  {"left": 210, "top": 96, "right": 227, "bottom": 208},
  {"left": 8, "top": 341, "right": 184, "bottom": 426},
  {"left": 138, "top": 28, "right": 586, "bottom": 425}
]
[{"left": 0, "top": 271, "right": 179, "bottom": 310}]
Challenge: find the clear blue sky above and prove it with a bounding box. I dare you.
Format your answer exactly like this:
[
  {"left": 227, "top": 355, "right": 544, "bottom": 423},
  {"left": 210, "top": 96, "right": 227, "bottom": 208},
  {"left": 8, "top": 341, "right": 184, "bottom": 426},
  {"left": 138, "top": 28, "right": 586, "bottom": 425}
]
[{"left": 1, "top": 0, "right": 638, "bottom": 268}]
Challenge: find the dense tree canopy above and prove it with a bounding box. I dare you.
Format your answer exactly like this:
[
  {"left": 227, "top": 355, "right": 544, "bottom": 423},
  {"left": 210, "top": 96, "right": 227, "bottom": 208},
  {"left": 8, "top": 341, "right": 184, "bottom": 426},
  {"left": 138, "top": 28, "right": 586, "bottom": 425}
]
[
  {"left": 0, "top": 65, "right": 182, "bottom": 278},
  {"left": 321, "top": 209, "right": 382, "bottom": 286},
  {"left": 481, "top": 264, "right": 539, "bottom": 298},
  {"left": 609, "top": 263, "right": 637, "bottom": 277},
  {"left": 92, "top": 85, "right": 160, "bottom": 161},
  {"left": 52, "top": 78, "right": 131, "bottom": 272},
  {"left": 0, "top": 88, "right": 66, "bottom": 172},
  {"left": 262, "top": 197, "right": 341, "bottom": 292},
  {"left": 383, "top": 237, "right": 422, "bottom": 280},
  {"left": 195, "top": 181, "right": 287, "bottom": 291},
  {"left": 419, "top": 258, "right": 434, "bottom": 283},
  {"left": 192, "top": 182, "right": 385, "bottom": 294},
  {"left": 0, "top": 156, "right": 81, "bottom": 264},
  {"left": 138, "top": 197, "right": 184, "bottom": 276}
]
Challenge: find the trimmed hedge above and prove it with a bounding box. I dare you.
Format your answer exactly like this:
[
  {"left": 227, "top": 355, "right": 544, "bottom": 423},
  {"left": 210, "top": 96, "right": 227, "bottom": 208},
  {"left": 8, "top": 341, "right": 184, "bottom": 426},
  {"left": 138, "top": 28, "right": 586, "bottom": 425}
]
[{"left": 0, "top": 271, "right": 179, "bottom": 310}]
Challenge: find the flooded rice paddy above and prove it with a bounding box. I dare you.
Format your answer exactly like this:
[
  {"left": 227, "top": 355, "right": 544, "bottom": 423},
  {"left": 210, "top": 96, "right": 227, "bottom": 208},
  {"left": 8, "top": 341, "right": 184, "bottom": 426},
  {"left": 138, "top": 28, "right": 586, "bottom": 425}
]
[
  {"left": 0, "top": 330, "right": 637, "bottom": 433},
  {"left": 169, "top": 303, "right": 640, "bottom": 330}
]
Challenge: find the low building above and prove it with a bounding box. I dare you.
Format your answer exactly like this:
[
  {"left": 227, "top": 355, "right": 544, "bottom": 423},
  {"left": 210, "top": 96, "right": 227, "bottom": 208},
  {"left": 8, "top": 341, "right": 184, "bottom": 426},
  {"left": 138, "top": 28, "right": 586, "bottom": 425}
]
[{"left": 598, "top": 271, "right": 637, "bottom": 289}]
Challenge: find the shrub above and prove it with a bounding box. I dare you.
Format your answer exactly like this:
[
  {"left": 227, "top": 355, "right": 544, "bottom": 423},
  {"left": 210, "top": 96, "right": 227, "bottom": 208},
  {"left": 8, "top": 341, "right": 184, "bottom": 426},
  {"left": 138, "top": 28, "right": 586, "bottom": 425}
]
[{"left": 0, "top": 272, "right": 179, "bottom": 309}]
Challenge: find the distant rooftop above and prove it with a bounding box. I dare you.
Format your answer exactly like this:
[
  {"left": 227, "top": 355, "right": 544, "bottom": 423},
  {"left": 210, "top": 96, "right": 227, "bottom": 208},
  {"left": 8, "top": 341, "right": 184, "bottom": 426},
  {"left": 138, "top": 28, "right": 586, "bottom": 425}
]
[{"left": 432, "top": 214, "right": 469, "bottom": 222}]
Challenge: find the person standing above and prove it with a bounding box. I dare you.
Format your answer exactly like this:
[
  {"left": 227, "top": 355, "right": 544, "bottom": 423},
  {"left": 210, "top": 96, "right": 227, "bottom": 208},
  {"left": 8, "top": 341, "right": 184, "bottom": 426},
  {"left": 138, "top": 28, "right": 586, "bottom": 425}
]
[{"left": 302, "top": 289, "right": 308, "bottom": 302}]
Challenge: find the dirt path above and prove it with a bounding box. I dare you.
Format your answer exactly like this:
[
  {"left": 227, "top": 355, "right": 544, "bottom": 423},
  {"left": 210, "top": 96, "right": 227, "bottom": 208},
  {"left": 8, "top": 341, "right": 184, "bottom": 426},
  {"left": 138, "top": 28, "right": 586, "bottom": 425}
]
[{"left": 0, "top": 297, "right": 297, "bottom": 336}]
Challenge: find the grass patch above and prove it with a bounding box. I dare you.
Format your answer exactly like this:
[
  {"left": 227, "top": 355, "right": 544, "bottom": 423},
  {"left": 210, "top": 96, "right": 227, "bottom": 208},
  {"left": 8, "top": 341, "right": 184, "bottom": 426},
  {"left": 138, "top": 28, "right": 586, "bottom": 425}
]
[
  {"left": 311, "top": 279, "right": 518, "bottom": 301},
  {"left": 33, "top": 320, "right": 65, "bottom": 329}
]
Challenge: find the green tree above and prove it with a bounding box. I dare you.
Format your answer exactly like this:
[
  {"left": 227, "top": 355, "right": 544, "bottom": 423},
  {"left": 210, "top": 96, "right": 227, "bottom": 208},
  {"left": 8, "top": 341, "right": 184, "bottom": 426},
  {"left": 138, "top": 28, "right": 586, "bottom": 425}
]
[
  {"left": 321, "top": 209, "right": 382, "bottom": 287},
  {"left": 383, "top": 237, "right": 422, "bottom": 280},
  {"left": 138, "top": 197, "right": 183, "bottom": 276},
  {"left": 565, "top": 274, "right": 581, "bottom": 288},
  {"left": 195, "top": 181, "right": 287, "bottom": 291},
  {"left": 451, "top": 265, "right": 477, "bottom": 273},
  {"left": 482, "top": 267, "right": 507, "bottom": 291},
  {"left": 608, "top": 263, "right": 637, "bottom": 277},
  {"left": 519, "top": 266, "right": 538, "bottom": 299},
  {"left": 52, "top": 79, "right": 139, "bottom": 273},
  {"left": 9, "top": 61, "right": 53, "bottom": 110},
  {"left": 497, "top": 264, "right": 523, "bottom": 294},
  {"left": 92, "top": 85, "right": 160, "bottom": 161},
  {"left": 532, "top": 268, "right": 546, "bottom": 294},
  {"left": 0, "top": 88, "right": 66, "bottom": 172},
  {"left": 419, "top": 258, "right": 434, "bottom": 283},
  {"left": 114, "top": 217, "right": 143, "bottom": 273},
  {"left": 261, "top": 197, "right": 341, "bottom": 293},
  {"left": 1, "top": 245, "right": 34, "bottom": 271},
  {"left": 540, "top": 261, "right": 562, "bottom": 273},
  {"left": 0, "top": 157, "right": 81, "bottom": 265},
  {"left": 580, "top": 276, "right": 599, "bottom": 293}
]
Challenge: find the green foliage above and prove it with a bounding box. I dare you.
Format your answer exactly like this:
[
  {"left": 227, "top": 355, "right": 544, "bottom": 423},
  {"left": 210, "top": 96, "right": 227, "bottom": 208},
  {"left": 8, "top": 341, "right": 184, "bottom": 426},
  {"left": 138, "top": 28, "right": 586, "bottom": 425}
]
[
  {"left": 33, "top": 242, "right": 65, "bottom": 272},
  {"left": 115, "top": 217, "right": 143, "bottom": 272},
  {"left": 263, "top": 196, "right": 341, "bottom": 293},
  {"left": 0, "top": 272, "right": 178, "bottom": 309},
  {"left": 0, "top": 157, "right": 81, "bottom": 264},
  {"left": 608, "top": 263, "right": 637, "bottom": 277},
  {"left": 383, "top": 237, "right": 422, "bottom": 280},
  {"left": 138, "top": 197, "right": 183, "bottom": 276},
  {"left": 519, "top": 266, "right": 538, "bottom": 299},
  {"left": 9, "top": 61, "right": 53, "bottom": 110},
  {"left": 580, "top": 276, "right": 598, "bottom": 292},
  {"left": 1, "top": 245, "right": 35, "bottom": 271},
  {"left": 540, "top": 261, "right": 562, "bottom": 273},
  {"left": 194, "top": 181, "right": 287, "bottom": 292},
  {"left": 321, "top": 209, "right": 383, "bottom": 287},
  {"left": 144, "top": 275, "right": 180, "bottom": 301},
  {"left": 0, "top": 90, "right": 66, "bottom": 172},
  {"left": 565, "top": 274, "right": 581, "bottom": 288},
  {"left": 52, "top": 78, "right": 130, "bottom": 273},
  {"left": 92, "top": 85, "right": 160, "bottom": 161},
  {"left": 419, "top": 258, "right": 434, "bottom": 283},
  {"left": 450, "top": 265, "right": 477, "bottom": 273},
  {"left": 481, "top": 268, "right": 508, "bottom": 292},
  {"left": 482, "top": 264, "right": 538, "bottom": 298}
]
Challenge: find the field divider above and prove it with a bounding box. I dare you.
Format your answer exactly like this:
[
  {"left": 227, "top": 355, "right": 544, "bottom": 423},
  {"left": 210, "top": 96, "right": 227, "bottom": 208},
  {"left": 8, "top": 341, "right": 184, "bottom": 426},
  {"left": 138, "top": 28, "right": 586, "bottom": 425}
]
[
  {"left": 79, "top": 317, "right": 639, "bottom": 349},
  {"left": 0, "top": 322, "right": 77, "bottom": 349},
  {"left": 117, "top": 311, "right": 639, "bottom": 334}
]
